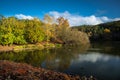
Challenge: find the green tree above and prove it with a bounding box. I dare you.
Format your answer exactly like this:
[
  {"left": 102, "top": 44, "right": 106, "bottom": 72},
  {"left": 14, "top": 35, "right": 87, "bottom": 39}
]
[
  {"left": 0, "top": 17, "right": 14, "bottom": 45},
  {"left": 25, "top": 19, "right": 45, "bottom": 43}
]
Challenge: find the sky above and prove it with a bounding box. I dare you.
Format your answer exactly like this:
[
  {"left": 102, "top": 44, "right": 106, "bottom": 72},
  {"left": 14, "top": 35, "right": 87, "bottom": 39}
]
[{"left": 0, "top": 0, "right": 120, "bottom": 26}]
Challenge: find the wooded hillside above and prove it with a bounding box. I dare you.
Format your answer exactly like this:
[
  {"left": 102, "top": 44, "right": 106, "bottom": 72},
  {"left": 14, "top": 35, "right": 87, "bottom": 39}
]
[{"left": 73, "top": 20, "right": 120, "bottom": 41}]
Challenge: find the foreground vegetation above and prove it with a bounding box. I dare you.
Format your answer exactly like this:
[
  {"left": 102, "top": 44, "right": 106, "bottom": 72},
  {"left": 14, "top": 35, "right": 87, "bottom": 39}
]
[
  {"left": 0, "top": 15, "right": 89, "bottom": 46},
  {"left": 0, "top": 60, "right": 96, "bottom": 80}
]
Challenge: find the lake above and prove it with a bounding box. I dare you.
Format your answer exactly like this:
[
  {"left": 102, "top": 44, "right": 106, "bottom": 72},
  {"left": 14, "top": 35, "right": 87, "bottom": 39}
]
[{"left": 0, "top": 41, "right": 120, "bottom": 80}]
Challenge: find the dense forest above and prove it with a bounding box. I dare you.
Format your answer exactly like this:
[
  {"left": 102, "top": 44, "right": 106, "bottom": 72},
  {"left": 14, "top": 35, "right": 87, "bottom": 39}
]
[
  {"left": 73, "top": 20, "right": 120, "bottom": 41},
  {"left": 0, "top": 15, "right": 89, "bottom": 46}
]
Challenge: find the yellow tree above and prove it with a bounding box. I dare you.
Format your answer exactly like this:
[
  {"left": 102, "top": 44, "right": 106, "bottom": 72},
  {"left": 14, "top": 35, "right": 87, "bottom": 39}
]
[
  {"left": 55, "top": 17, "right": 70, "bottom": 43},
  {"left": 43, "top": 14, "right": 55, "bottom": 43},
  {"left": 104, "top": 28, "right": 111, "bottom": 33}
]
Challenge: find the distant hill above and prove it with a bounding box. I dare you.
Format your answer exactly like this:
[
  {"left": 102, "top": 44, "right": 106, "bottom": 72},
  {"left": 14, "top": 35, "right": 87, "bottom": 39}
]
[
  {"left": 72, "top": 20, "right": 120, "bottom": 41},
  {"left": 98, "top": 20, "right": 120, "bottom": 28}
]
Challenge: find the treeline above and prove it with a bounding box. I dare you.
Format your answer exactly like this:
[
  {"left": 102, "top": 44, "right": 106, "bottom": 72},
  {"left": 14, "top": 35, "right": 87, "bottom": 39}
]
[
  {"left": 73, "top": 20, "right": 120, "bottom": 41},
  {"left": 0, "top": 15, "right": 89, "bottom": 45}
]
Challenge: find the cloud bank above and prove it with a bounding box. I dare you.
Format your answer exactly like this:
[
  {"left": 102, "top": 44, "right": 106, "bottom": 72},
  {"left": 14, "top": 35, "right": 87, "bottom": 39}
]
[
  {"left": 48, "top": 11, "right": 120, "bottom": 26},
  {"left": 15, "top": 12, "right": 120, "bottom": 26},
  {"left": 15, "top": 14, "right": 34, "bottom": 20}
]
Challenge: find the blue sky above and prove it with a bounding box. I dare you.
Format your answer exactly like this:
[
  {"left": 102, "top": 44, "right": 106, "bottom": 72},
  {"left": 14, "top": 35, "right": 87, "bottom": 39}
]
[{"left": 0, "top": 0, "right": 120, "bottom": 26}]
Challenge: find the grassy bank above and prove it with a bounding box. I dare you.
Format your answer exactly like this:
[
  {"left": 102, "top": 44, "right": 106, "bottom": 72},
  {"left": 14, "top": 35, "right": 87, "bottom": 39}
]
[{"left": 0, "top": 42, "right": 62, "bottom": 52}]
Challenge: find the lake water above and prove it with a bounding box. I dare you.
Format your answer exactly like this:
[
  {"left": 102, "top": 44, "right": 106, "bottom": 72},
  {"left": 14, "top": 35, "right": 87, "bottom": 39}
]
[{"left": 0, "top": 41, "right": 120, "bottom": 80}]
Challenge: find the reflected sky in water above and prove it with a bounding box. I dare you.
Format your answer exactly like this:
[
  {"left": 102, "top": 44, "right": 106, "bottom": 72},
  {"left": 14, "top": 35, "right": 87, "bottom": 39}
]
[
  {"left": 77, "top": 52, "right": 116, "bottom": 63},
  {"left": 67, "top": 52, "right": 120, "bottom": 80}
]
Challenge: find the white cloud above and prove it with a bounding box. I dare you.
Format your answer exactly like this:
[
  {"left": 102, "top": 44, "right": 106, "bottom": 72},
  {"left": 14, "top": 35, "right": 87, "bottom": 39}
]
[
  {"left": 113, "top": 18, "right": 120, "bottom": 21},
  {"left": 48, "top": 11, "right": 120, "bottom": 26},
  {"left": 15, "top": 14, "right": 34, "bottom": 20}
]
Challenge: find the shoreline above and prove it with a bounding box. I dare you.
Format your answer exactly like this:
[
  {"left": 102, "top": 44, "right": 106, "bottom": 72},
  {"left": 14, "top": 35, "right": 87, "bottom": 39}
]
[
  {"left": 0, "top": 42, "right": 62, "bottom": 52},
  {"left": 0, "top": 60, "right": 96, "bottom": 80}
]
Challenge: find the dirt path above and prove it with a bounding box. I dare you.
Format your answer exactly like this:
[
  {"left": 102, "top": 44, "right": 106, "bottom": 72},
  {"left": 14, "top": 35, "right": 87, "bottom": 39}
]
[{"left": 0, "top": 45, "right": 14, "bottom": 52}]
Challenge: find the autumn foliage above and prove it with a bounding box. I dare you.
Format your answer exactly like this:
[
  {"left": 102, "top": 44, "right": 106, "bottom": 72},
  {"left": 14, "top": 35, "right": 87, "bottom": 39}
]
[
  {"left": 0, "top": 15, "right": 90, "bottom": 45},
  {"left": 0, "top": 60, "right": 96, "bottom": 80}
]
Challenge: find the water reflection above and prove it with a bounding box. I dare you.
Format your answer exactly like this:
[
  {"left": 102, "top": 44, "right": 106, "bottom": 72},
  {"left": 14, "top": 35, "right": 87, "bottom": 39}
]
[
  {"left": 42, "top": 44, "right": 90, "bottom": 71},
  {"left": 0, "top": 44, "right": 90, "bottom": 70},
  {"left": 68, "top": 52, "right": 120, "bottom": 80},
  {"left": 77, "top": 52, "right": 111, "bottom": 63},
  {"left": 0, "top": 50, "right": 48, "bottom": 67},
  {"left": 0, "top": 42, "right": 120, "bottom": 80}
]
